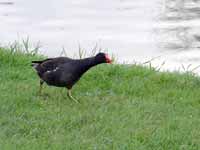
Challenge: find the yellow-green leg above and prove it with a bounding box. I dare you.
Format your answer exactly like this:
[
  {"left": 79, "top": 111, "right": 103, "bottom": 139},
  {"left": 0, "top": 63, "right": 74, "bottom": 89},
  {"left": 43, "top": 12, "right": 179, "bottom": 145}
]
[
  {"left": 67, "top": 89, "right": 79, "bottom": 103},
  {"left": 39, "top": 80, "right": 44, "bottom": 95}
]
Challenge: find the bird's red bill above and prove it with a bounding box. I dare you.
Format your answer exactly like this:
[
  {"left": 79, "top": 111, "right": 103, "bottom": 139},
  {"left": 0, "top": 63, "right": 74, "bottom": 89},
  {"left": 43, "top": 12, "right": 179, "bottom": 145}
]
[{"left": 105, "top": 54, "right": 112, "bottom": 63}]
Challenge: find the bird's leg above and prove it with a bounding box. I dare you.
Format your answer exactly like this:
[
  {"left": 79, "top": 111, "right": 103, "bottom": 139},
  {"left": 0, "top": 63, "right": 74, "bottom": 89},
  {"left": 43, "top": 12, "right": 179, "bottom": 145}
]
[
  {"left": 39, "top": 80, "right": 44, "bottom": 95},
  {"left": 67, "top": 89, "right": 79, "bottom": 103}
]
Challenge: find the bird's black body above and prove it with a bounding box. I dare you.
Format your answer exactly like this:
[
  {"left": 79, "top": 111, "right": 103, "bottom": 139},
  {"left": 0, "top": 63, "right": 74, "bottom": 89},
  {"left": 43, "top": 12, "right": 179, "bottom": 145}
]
[{"left": 32, "top": 53, "right": 111, "bottom": 89}]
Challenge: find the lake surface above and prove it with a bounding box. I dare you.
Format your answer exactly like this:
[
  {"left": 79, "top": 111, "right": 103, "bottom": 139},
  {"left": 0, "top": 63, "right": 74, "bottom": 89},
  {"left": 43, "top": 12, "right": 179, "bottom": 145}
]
[{"left": 1, "top": 0, "right": 200, "bottom": 73}]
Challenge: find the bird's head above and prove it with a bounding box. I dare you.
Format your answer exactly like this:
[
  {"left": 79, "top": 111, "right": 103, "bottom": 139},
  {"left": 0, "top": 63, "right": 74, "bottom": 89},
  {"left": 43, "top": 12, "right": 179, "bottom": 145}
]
[{"left": 95, "top": 52, "right": 112, "bottom": 64}]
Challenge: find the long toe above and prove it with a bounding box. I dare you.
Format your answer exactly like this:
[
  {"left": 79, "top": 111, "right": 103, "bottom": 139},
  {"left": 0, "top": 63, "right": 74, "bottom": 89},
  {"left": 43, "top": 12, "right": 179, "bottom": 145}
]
[
  {"left": 67, "top": 90, "right": 79, "bottom": 103},
  {"left": 69, "top": 94, "right": 79, "bottom": 103}
]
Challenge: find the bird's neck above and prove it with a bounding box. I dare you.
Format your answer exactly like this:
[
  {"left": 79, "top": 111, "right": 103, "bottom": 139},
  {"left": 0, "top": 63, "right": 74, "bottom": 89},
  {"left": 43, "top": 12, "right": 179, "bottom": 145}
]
[
  {"left": 78, "top": 57, "right": 102, "bottom": 73},
  {"left": 81, "top": 57, "right": 99, "bottom": 67}
]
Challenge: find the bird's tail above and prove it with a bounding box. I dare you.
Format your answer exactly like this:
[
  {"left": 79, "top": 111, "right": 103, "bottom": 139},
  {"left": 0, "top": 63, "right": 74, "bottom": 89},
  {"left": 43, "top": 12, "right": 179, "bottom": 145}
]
[
  {"left": 32, "top": 60, "right": 43, "bottom": 64},
  {"left": 31, "top": 60, "right": 43, "bottom": 68},
  {"left": 31, "top": 58, "right": 53, "bottom": 68}
]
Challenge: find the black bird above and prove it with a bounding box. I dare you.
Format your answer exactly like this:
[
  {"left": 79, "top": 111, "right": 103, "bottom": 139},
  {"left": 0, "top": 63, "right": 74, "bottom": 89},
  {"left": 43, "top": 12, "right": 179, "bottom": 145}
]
[{"left": 32, "top": 53, "right": 112, "bottom": 102}]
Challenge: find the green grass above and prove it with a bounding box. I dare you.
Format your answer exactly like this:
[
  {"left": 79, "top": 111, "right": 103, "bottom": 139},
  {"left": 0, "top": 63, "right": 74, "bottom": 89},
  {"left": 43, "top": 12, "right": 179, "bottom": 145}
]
[{"left": 1, "top": 47, "right": 200, "bottom": 150}]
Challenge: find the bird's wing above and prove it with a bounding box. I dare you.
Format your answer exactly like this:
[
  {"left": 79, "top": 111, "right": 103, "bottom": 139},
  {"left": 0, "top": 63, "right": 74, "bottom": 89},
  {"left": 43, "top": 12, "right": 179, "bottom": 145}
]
[
  {"left": 41, "top": 57, "right": 73, "bottom": 71},
  {"left": 40, "top": 59, "right": 58, "bottom": 71},
  {"left": 32, "top": 57, "right": 73, "bottom": 72},
  {"left": 42, "top": 66, "right": 74, "bottom": 88}
]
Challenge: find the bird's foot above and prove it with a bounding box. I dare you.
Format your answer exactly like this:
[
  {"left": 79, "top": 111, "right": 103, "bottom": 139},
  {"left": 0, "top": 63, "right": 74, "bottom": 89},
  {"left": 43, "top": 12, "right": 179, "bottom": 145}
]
[
  {"left": 68, "top": 95, "right": 79, "bottom": 103},
  {"left": 67, "top": 89, "right": 80, "bottom": 103},
  {"left": 67, "top": 90, "right": 79, "bottom": 103}
]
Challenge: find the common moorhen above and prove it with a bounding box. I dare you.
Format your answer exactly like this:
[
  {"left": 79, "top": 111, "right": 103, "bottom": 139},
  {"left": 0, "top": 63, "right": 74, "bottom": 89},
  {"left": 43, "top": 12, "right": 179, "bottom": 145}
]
[{"left": 32, "top": 53, "right": 112, "bottom": 103}]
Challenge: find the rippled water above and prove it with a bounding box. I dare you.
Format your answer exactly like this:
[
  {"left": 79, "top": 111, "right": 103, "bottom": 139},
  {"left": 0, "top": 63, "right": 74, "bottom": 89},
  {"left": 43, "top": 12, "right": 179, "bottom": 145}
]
[{"left": 1, "top": 0, "right": 200, "bottom": 73}]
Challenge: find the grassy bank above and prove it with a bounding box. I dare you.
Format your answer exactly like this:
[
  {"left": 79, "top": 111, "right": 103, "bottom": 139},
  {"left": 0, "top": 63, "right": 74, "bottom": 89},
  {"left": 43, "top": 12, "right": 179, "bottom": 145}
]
[{"left": 1, "top": 47, "right": 200, "bottom": 150}]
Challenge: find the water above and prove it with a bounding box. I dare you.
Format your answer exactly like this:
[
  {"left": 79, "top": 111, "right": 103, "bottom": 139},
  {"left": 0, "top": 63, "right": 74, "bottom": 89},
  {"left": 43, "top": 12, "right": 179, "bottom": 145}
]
[{"left": 1, "top": 0, "right": 200, "bottom": 73}]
